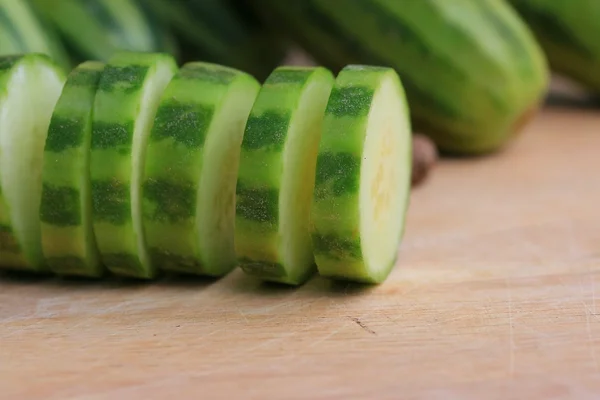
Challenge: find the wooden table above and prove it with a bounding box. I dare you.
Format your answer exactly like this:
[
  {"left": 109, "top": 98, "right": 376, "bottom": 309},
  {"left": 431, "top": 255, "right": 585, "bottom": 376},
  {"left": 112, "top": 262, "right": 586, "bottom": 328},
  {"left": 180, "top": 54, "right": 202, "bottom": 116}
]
[{"left": 2, "top": 107, "right": 599, "bottom": 399}]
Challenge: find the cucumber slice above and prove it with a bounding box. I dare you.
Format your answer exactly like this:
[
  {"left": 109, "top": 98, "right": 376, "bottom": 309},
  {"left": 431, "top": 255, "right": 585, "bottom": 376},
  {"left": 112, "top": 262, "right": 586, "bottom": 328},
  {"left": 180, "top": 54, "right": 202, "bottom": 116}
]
[
  {"left": 311, "top": 65, "right": 412, "bottom": 284},
  {"left": 90, "top": 51, "right": 177, "bottom": 279},
  {"left": 0, "top": 54, "right": 66, "bottom": 271},
  {"left": 40, "top": 60, "right": 105, "bottom": 277},
  {"left": 235, "top": 66, "right": 335, "bottom": 285},
  {"left": 141, "top": 62, "right": 260, "bottom": 276}
]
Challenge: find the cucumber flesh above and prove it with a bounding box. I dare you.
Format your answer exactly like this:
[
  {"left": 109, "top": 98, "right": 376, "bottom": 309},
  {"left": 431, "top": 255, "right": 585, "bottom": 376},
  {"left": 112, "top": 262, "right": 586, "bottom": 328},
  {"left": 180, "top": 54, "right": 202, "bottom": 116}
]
[
  {"left": 40, "top": 60, "right": 105, "bottom": 277},
  {"left": 0, "top": 54, "right": 66, "bottom": 271},
  {"left": 90, "top": 51, "right": 177, "bottom": 279},
  {"left": 142, "top": 62, "right": 260, "bottom": 276},
  {"left": 311, "top": 65, "right": 412, "bottom": 284},
  {"left": 235, "top": 66, "right": 335, "bottom": 285}
]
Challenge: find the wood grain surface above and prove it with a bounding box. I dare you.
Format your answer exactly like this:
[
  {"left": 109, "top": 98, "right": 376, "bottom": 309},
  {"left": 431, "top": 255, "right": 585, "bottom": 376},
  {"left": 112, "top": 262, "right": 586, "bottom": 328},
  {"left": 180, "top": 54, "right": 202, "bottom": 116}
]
[{"left": 1, "top": 107, "right": 600, "bottom": 399}]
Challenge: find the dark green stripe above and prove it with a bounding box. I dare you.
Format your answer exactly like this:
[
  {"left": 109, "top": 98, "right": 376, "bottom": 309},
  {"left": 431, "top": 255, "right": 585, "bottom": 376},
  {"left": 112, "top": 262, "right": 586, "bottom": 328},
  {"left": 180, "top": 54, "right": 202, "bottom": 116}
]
[
  {"left": 91, "top": 121, "right": 133, "bottom": 150},
  {"left": 150, "top": 101, "right": 214, "bottom": 148},
  {"left": 241, "top": 110, "right": 290, "bottom": 151},
  {"left": 149, "top": 247, "right": 201, "bottom": 273},
  {"left": 239, "top": 257, "right": 287, "bottom": 279},
  {"left": 235, "top": 182, "right": 278, "bottom": 224},
  {"left": 142, "top": 178, "right": 196, "bottom": 224},
  {"left": 265, "top": 69, "right": 312, "bottom": 85},
  {"left": 46, "top": 256, "right": 87, "bottom": 273},
  {"left": 0, "top": 10, "right": 26, "bottom": 50},
  {"left": 314, "top": 152, "right": 360, "bottom": 200},
  {"left": 68, "top": 67, "right": 104, "bottom": 87},
  {"left": 0, "top": 224, "right": 20, "bottom": 253},
  {"left": 91, "top": 179, "right": 130, "bottom": 225},
  {"left": 46, "top": 116, "right": 85, "bottom": 152},
  {"left": 476, "top": 2, "right": 534, "bottom": 72},
  {"left": 100, "top": 252, "right": 143, "bottom": 276},
  {"left": 312, "top": 233, "right": 361, "bottom": 261},
  {"left": 0, "top": 54, "right": 23, "bottom": 72},
  {"left": 510, "top": 1, "right": 594, "bottom": 59},
  {"left": 81, "top": 0, "right": 129, "bottom": 45},
  {"left": 98, "top": 65, "right": 149, "bottom": 93},
  {"left": 179, "top": 63, "right": 239, "bottom": 85},
  {"left": 40, "top": 184, "right": 81, "bottom": 226},
  {"left": 326, "top": 85, "right": 374, "bottom": 118}
]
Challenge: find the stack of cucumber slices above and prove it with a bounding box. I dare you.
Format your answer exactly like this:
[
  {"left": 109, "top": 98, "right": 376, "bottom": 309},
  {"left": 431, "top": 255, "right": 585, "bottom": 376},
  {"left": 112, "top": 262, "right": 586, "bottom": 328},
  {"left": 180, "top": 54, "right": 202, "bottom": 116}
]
[{"left": 0, "top": 51, "right": 412, "bottom": 286}]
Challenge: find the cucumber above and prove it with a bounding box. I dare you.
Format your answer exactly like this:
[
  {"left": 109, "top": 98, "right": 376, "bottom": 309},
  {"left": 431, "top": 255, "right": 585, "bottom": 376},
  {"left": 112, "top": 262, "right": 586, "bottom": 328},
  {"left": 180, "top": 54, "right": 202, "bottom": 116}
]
[
  {"left": 508, "top": 0, "right": 600, "bottom": 93},
  {"left": 235, "top": 66, "right": 335, "bottom": 285},
  {"left": 0, "top": 0, "right": 71, "bottom": 69},
  {"left": 90, "top": 51, "right": 177, "bottom": 279},
  {"left": 255, "top": 0, "right": 549, "bottom": 154},
  {"left": 0, "top": 54, "right": 66, "bottom": 272},
  {"left": 29, "top": 0, "right": 178, "bottom": 63},
  {"left": 40, "top": 60, "right": 105, "bottom": 277},
  {"left": 141, "top": 62, "right": 260, "bottom": 277},
  {"left": 311, "top": 65, "right": 412, "bottom": 284}
]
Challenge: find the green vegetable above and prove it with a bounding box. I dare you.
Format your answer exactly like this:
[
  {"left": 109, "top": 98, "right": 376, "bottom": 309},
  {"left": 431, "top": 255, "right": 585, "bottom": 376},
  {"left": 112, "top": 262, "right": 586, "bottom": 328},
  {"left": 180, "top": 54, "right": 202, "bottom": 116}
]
[
  {"left": 311, "top": 65, "right": 412, "bottom": 284},
  {"left": 90, "top": 51, "right": 177, "bottom": 279},
  {"left": 29, "top": 0, "right": 178, "bottom": 63},
  {"left": 0, "top": 53, "right": 66, "bottom": 272},
  {"left": 509, "top": 0, "right": 600, "bottom": 93},
  {"left": 254, "top": 0, "right": 549, "bottom": 154},
  {"left": 142, "top": 61, "right": 260, "bottom": 277},
  {"left": 235, "top": 66, "right": 335, "bottom": 285},
  {"left": 40, "top": 60, "right": 105, "bottom": 277},
  {"left": 0, "top": 0, "right": 70, "bottom": 68}
]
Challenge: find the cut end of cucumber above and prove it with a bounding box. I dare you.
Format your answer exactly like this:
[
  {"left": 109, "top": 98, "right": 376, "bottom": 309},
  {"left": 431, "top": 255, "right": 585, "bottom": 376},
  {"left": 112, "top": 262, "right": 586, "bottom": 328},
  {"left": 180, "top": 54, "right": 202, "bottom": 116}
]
[
  {"left": 0, "top": 54, "right": 66, "bottom": 271},
  {"left": 358, "top": 72, "right": 412, "bottom": 283},
  {"left": 311, "top": 65, "right": 412, "bottom": 284}
]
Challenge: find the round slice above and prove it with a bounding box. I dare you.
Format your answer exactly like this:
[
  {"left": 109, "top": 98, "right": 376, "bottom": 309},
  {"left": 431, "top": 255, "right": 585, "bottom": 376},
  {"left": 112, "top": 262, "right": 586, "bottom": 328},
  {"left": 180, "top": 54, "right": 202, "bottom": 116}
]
[
  {"left": 141, "top": 62, "right": 260, "bottom": 277},
  {"left": 235, "top": 66, "right": 335, "bottom": 286},
  {"left": 0, "top": 53, "right": 66, "bottom": 272},
  {"left": 311, "top": 65, "right": 412, "bottom": 284},
  {"left": 90, "top": 51, "right": 177, "bottom": 279},
  {"left": 39, "top": 60, "right": 105, "bottom": 278}
]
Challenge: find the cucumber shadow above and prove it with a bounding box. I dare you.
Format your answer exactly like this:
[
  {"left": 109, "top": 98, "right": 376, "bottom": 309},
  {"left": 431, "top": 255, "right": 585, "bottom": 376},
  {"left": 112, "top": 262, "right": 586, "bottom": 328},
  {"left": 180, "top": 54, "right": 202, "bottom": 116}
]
[{"left": 227, "top": 268, "right": 377, "bottom": 298}]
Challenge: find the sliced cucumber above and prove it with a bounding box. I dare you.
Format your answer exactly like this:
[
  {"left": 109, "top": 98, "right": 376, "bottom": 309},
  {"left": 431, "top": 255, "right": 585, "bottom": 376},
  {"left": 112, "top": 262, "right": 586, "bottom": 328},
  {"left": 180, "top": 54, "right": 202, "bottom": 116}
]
[
  {"left": 311, "top": 65, "right": 412, "bottom": 284},
  {"left": 40, "top": 60, "right": 105, "bottom": 277},
  {"left": 141, "top": 62, "right": 260, "bottom": 276},
  {"left": 235, "top": 66, "right": 335, "bottom": 285},
  {"left": 0, "top": 54, "right": 66, "bottom": 271},
  {"left": 90, "top": 51, "right": 177, "bottom": 279}
]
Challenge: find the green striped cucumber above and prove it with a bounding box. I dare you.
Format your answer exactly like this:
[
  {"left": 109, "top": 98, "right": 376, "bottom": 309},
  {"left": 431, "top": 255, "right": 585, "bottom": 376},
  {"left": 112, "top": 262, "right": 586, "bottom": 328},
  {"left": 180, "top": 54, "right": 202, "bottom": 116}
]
[
  {"left": 235, "top": 66, "right": 335, "bottom": 285},
  {"left": 0, "top": 54, "right": 66, "bottom": 272},
  {"left": 256, "top": 0, "right": 549, "bottom": 154},
  {"left": 29, "top": 0, "right": 178, "bottom": 63},
  {"left": 311, "top": 65, "right": 412, "bottom": 284},
  {"left": 40, "top": 61, "right": 105, "bottom": 277},
  {"left": 508, "top": 0, "right": 600, "bottom": 93},
  {"left": 141, "top": 62, "right": 260, "bottom": 277},
  {"left": 0, "top": 0, "right": 70, "bottom": 69},
  {"left": 90, "top": 51, "right": 177, "bottom": 279},
  {"left": 141, "top": 0, "right": 285, "bottom": 81}
]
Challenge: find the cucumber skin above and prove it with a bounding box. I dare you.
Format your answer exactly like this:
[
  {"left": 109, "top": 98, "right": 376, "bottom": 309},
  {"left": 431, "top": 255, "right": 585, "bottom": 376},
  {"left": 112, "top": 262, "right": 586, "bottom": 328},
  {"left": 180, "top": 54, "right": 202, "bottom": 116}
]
[
  {"left": 256, "top": 0, "right": 549, "bottom": 154},
  {"left": 90, "top": 51, "right": 177, "bottom": 279},
  {"left": 40, "top": 60, "right": 105, "bottom": 277},
  {"left": 141, "top": 61, "right": 260, "bottom": 276},
  {"left": 0, "top": 53, "right": 66, "bottom": 272},
  {"left": 235, "top": 66, "right": 334, "bottom": 285},
  {"left": 509, "top": 0, "right": 600, "bottom": 93},
  {"left": 310, "top": 65, "right": 409, "bottom": 284}
]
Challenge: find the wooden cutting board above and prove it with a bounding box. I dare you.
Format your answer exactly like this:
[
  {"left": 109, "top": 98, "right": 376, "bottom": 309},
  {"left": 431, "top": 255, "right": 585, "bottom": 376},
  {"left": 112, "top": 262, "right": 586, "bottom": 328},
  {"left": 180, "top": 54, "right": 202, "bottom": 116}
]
[{"left": 1, "top": 107, "right": 599, "bottom": 399}]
